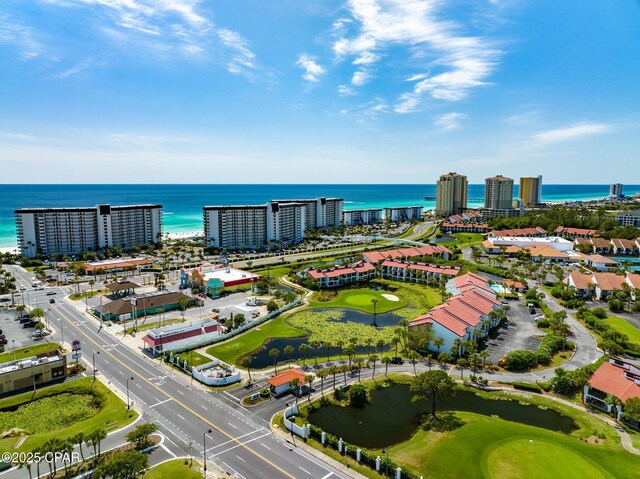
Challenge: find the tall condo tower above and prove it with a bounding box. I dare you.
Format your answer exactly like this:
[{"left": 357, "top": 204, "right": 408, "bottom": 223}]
[
  {"left": 610, "top": 183, "right": 623, "bottom": 200},
  {"left": 484, "top": 175, "right": 514, "bottom": 210},
  {"left": 436, "top": 172, "right": 468, "bottom": 217},
  {"left": 519, "top": 175, "right": 543, "bottom": 207}
]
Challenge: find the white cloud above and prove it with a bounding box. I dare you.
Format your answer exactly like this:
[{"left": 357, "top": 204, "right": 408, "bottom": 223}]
[
  {"left": 533, "top": 123, "right": 611, "bottom": 144},
  {"left": 0, "top": 13, "right": 42, "bottom": 59},
  {"left": 434, "top": 112, "right": 468, "bottom": 130},
  {"left": 352, "top": 69, "right": 369, "bottom": 86},
  {"left": 55, "top": 58, "right": 105, "bottom": 78},
  {"left": 338, "top": 84, "right": 355, "bottom": 96},
  {"left": 333, "top": 0, "right": 502, "bottom": 111},
  {"left": 218, "top": 29, "right": 256, "bottom": 77},
  {"left": 296, "top": 54, "right": 325, "bottom": 82}
]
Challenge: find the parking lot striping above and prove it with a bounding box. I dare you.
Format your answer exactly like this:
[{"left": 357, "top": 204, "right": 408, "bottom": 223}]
[
  {"left": 211, "top": 433, "right": 270, "bottom": 457},
  {"left": 299, "top": 467, "right": 311, "bottom": 475},
  {"left": 53, "top": 306, "right": 298, "bottom": 479}
]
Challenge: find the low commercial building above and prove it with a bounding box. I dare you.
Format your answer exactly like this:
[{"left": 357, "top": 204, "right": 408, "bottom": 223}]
[
  {"left": 384, "top": 206, "right": 423, "bottom": 222},
  {"left": 84, "top": 257, "right": 154, "bottom": 275},
  {"left": 180, "top": 262, "right": 260, "bottom": 296},
  {"left": 484, "top": 236, "right": 573, "bottom": 252},
  {"left": 489, "top": 227, "right": 547, "bottom": 237},
  {"left": 105, "top": 280, "right": 140, "bottom": 298},
  {"left": 0, "top": 349, "right": 67, "bottom": 395},
  {"left": 342, "top": 209, "right": 383, "bottom": 226},
  {"left": 141, "top": 319, "right": 224, "bottom": 355},
  {"left": 267, "top": 369, "right": 309, "bottom": 396},
  {"left": 584, "top": 358, "right": 640, "bottom": 421},
  {"left": 218, "top": 305, "right": 258, "bottom": 321},
  {"left": 306, "top": 261, "right": 376, "bottom": 288},
  {"left": 97, "top": 291, "right": 197, "bottom": 321},
  {"left": 363, "top": 245, "right": 451, "bottom": 263}
]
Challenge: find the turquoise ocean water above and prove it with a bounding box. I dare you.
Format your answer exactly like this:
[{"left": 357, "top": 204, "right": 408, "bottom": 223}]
[{"left": 0, "top": 184, "right": 638, "bottom": 249}]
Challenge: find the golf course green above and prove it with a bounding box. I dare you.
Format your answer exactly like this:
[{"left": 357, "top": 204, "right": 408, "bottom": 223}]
[
  {"left": 308, "top": 288, "right": 408, "bottom": 313},
  {"left": 485, "top": 439, "right": 607, "bottom": 479}
]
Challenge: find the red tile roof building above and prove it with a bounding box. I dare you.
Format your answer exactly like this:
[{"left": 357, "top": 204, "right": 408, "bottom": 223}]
[
  {"left": 306, "top": 261, "right": 376, "bottom": 288},
  {"left": 584, "top": 359, "right": 640, "bottom": 419},
  {"left": 409, "top": 273, "right": 504, "bottom": 355},
  {"left": 490, "top": 227, "right": 547, "bottom": 237},
  {"left": 363, "top": 245, "right": 452, "bottom": 264},
  {"left": 442, "top": 222, "right": 488, "bottom": 233},
  {"left": 380, "top": 260, "right": 459, "bottom": 284},
  {"left": 554, "top": 226, "right": 598, "bottom": 238}
]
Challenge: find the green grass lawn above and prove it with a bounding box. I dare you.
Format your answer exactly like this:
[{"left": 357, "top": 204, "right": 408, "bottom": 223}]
[
  {"left": 0, "top": 377, "right": 137, "bottom": 453},
  {"left": 145, "top": 459, "right": 202, "bottom": 479},
  {"left": 0, "top": 342, "right": 60, "bottom": 363},
  {"left": 606, "top": 315, "right": 640, "bottom": 344},
  {"left": 295, "top": 375, "right": 637, "bottom": 479},
  {"left": 308, "top": 288, "right": 408, "bottom": 314},
  {"left": 125, "top": 318, "right": 184, "bottom": 334},
  {"left": 450, "top": 232, "right": 484, "bottom": 246},
  {"left": 205, "top": 316, "right": 306, "bottom": 365},
  {"left": 69, "top": 289, "right": 109, "bottom": 301}
]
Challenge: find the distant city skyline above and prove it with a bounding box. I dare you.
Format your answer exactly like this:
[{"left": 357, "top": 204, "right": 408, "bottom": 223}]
[{"left": 1, "top": 1, "right": 639, "bottom": 183}]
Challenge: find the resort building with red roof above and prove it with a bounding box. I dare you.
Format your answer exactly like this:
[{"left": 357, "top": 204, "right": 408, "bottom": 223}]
[
  {"left": 566, "top": 271, "right": 640, "bottom": 299},
  {"left": 305, "top": 261, "right": 376, "bottom": 288},
  {"left": 584, "top": 358, "right": 640, "bottom": 421},
  {"left": 363, "top": 245, "right": 452, "bottom": 264},
  {"left": 379, "top": 260, "right": 459, "bottom": 284},
  {"left": 410, "top": 273, "right": 504, "bottom": 355}
]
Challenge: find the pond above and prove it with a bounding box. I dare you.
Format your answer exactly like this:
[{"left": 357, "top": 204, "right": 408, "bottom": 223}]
[
  {"left": 307, "top": 383, "right": 577, "bottom": 448},
  {"left": 245, "top": 308, "right": 403, "bottom": 369}
]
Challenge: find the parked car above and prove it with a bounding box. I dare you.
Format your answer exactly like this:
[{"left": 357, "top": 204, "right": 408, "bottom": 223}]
[
  {"left": 49, "top": 298, "right": 56, "bottom": 304},
  {"left": 19, "top": 317, "right": 32, "bottom": 324},
  {"left": 390, "top": 356, "right": 404, "bottom": 365},
  {"left": 0, "top": 338, "right": 7, "bottom": 345},
  {"left": 46, "top": 291, "right": 57, "bottom": 296},
  {"left": 23, "top": 320, "right": 38, "bottom": 328},
  {"left": 211, "top": 308, "right": 220, "bottom": 313}
]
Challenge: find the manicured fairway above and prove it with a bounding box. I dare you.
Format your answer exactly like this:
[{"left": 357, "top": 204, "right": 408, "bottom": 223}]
[
  {"left": 308, "top": 289, "right": 408, "bottom": 313},
  {"left": 606, "top": 315, "right": 640, "bottom": 344},
  {"left": 486, "top": 439, "right": 607, "bottom": 479}
]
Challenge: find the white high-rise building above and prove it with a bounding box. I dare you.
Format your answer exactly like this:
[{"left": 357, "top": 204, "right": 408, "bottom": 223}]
[
  {"left": 484, "top": 175, "right": 514, "bottom": 210},
  {"left": 342, "top": 209, "right": 383, "bottom": 226},
  {"left": 384, "top": 206, "right": 423, "bottom": 222},
  {"left": 15, "top": 204, "right": 162, "bottom": 258},
  {"left": 436, "top": 172, "right": 468, "bottom": 217},
  {"left": 203, "top": 197, "right": 343, "bottom": 249},
  {"left": 610, "top": 183, "right": 623, "bottom": 200}
]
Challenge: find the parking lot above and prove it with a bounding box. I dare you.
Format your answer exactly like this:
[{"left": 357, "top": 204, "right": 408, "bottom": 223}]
[
  {"left": 0, "top": 307, "right": 44, "bottom": 351},
  {"left": 482, "top": 299, "right": 543, "bottom": 363}
]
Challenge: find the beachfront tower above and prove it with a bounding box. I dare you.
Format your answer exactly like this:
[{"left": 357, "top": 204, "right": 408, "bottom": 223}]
[
  {"left": 436, "top": 172, "right": 468, "bottom": 217},
  {"left": 610, "top": 183, "right": 623, "bottom": 201},
  {"left": 519, "top": 175, "right": 543, "bottom": 207}
]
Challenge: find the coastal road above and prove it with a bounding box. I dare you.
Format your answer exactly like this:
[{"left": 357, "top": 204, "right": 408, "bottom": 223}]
[{"left": 2, "top": 265, "right": 347, "bottom": 479}]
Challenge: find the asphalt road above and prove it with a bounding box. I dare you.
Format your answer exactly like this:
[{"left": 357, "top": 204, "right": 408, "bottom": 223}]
[{"left": 2, "top": 265, "right": 346, "bottom": 479}]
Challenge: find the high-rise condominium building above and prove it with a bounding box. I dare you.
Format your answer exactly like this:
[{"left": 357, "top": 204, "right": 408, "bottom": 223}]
[
  {"left": 436, "top": 172, "right": 468, "bottom": 216},
  {"left": 203, "top": 197, "right": 343, "bottom": 249},
  {"left": 519, "top": 175, "right": 543, "bottom": 207},
  {"left": 610, "top": 183, "right": 623, "bottom": 200},
  {"left": 484, "top": 175, "right": 514, "bottom": 210},
  {"left": 15, "top": 204, "right": 162, "bottom": 258},
  {"left": 342, "top": 209, "right": 383, "bottom": 226}
]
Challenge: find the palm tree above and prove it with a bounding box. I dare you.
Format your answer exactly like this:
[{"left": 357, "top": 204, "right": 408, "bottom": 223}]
[
  {"left": 353, "top": 357, "right": 364, "bottom": 382},
  {"left": 269, "top": 348, "right": 280, "bottom": 375},
  {"left": 341, "top": 364, "right": 349, "bottom": 385},
  {"left": 290, "top": 377, "right": 301, "bottom": 403},
  {"left": 457, "top": 358, "right": 468, "bottom": 380},
  {"left": 369, "top": 354, "right": 379, "bottom": 378},
  {"left": 433, "top": 336, "right": 444, "bottom": 353},
  {"left": 284, "top": 345, "right": 295, "bottom": 367},
  {"left": 310, "top": 340, "right": 321, "bottom": 366},
  {"left": 317, "top": 369, "right": 328, "bottom": 397},
  {"left": 324, "top": 340, "right": 333, "bottom": 364},
  {"left": 407, "top": 350, "right": 419, "bottom": 376},
  {"left": 74, "top": 432, "right": 86, "bottom": 463},
  {"left": 605, "top": 395, "right": 623, "bottom": 420},
  {"left": 336, "top": 339, "right": 344, "bottom": 361},
  {"left": 452, "top": 338, "right": 464, "bottom": 357},
  {"left": 238, "top": 356, "right": 254, "bottom": 383},
  {"left": 376, "top": 339, "right": 385, "bottom": 354},
  {"left": 344, "top": 345, "right": 355, "bottom": 369},
  {"left": 392, "top": 335, "right": 401, "bottom": 357},
  {"left": 328, "top": 365, "right": 338, "bottom": 390},
  {"left": 305, "top": 374, "right": 315, "bottom": 404},
  {"left": 480, "top": 351, "right": 490, "bottom": 369},
  {"left": 382, "top": 356, "right": 392, "bottom": 378},
  {"left": 365, "top": 337, "right": 373, "bottom": 356},
  {"left": 299, "top": 343, "right": 308, "bottom": 366}
]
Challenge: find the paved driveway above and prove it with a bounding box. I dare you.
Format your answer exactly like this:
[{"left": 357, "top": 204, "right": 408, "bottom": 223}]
[{"left": 482, "top": 300, "right": 542, "bottom": 363}]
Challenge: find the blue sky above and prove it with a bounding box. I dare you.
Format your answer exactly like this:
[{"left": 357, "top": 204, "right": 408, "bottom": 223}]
[{"left": 1, "top": 0, "right": 639, "bottom": 184}]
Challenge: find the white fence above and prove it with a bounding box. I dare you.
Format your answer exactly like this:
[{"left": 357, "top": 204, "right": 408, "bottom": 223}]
[{"left": 283, "top": 403, "right": 308, "bottom": 439}]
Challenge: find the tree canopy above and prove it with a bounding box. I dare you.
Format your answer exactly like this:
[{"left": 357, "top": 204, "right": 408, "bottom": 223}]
[{"left": 410, "top": 370, "right": 456, "bottom": 417}]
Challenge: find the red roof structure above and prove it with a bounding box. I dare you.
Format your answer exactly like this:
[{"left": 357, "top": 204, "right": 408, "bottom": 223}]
[
  {"left": 588, "top": 360, "right": 640, "bottom": 402},
  {"left": 363, "top": 245, "right": 451, "bottom": 264},
  {"left": 142, "top": 323, "right": 222, "bottom": 347},
  {"left": 267, "top": 369, "right": 308, "bottom": 388}
]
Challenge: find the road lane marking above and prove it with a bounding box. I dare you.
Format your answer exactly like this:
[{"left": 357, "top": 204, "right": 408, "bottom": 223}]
[
  {"left": 222, "top": 462, "right": 246, "bottom": 479},
  {"left": 321, "top": 474, "right": 334, "bottom": 479},
  {"left": 207, "top": 430, "right": 265, "bottom": 451},
  {"left": 260, "top": 443, "right": 271, "bottom": 450},
  {"left": 177, "top": 414, "right": 186, "bottom": 421},
  {"left": 227, "top": 422, "right": 238, "bottom": 429},
  {"left": 299, "top": 467, "right": 311, "bottom": 475},
  {"left": 235, "top": 455, "right": 246, "bottom": 463},
  {"left": 176, "top": 389, "right": 185, "bottom": 395},
  {"left": 149, "top": 398, "right": 173, "bottom": 408},
  {"left": 53, "top": 306, "right": 297, "bottom": 479},
  {"left": 211, "top": 433, "right": 270, "bottom": 457}
]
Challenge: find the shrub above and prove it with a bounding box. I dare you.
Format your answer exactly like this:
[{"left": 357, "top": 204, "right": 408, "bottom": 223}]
[
  {"left": 512, "top": 382, "right": 543, "bottom": 393},
  {"left": 504, "top": 350, "right": 537, "bottom": 371},
  {"left": 348, "top": 384, "right": 370, "bottom": 408}
]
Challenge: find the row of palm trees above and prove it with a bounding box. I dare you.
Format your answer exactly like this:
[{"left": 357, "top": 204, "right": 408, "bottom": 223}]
[{"left": 21, "top": 428, "right": 106, "bottom": 479}]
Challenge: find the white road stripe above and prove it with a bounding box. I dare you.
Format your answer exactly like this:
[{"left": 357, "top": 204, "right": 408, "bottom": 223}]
[
  {"left": 211, "top": 433, "right": 270, "bottom": 457},
  {"left": 321, "top": 474, "right": 334, "bottom": 479},
  {"left": 227, "top": 422, "right": 238, "bottom": 429},
  {"left": 260, "top": 443, "right": 271, "bottom": 450},
  {"left": 299, "top": 467, "right": 311, "bottom": 475},
  {"left": 207, "top": 430, "right": 264, "bottom": 451},
  {"left": 149, "top": 398, "right": 172, "bottom": 408}
]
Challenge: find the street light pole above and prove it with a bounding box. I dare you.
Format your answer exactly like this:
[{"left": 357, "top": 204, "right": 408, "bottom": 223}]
[
  {"left": 92, "top": 351, "right": 100, "bottom": 381},
  {"left": 12, "top": 340, "right": 15, "bottom": 361},
  {"left": 126, "top": 376, "right": 134, "bottom": 410},
  {"left": 203, "top": 428, "right": 212, "bottom": 478}
]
